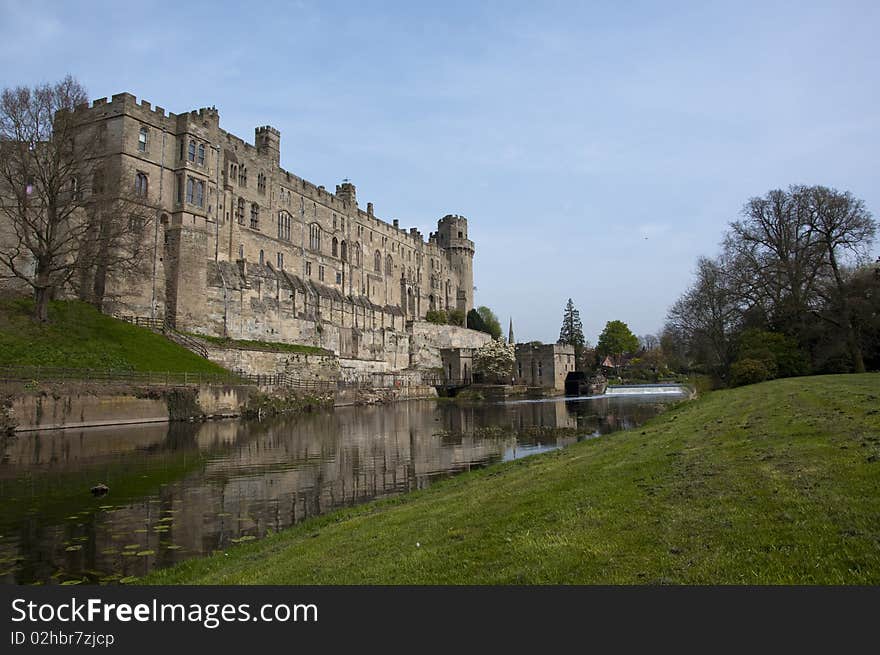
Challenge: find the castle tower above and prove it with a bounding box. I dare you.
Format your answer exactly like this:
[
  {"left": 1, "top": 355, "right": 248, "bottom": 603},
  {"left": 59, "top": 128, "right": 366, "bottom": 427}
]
[
  {"left": 436, "top": 214, "right": 475, "bottom": 314},
  {"left": 255, "top": 125, "right": 280, "bottom": 165},
  {"left": 335, "top": 180, "right": 357, "bottom": 207}
]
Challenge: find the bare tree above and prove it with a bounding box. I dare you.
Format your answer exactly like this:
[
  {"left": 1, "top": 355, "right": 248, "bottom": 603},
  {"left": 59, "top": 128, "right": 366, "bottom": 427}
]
[
  {"left": 0, "top": 76, "right": 95, "bottom": 322},
  {"left": 666, "top": 256, "right": 741, "bottom": 374},
  {"left": 800, "top": 185, "right": 877, "bottom": 372},
  {"left": 76, "top": 173, "right": 156, "bottom": 309},
  {"left": 725, "top": 187, "right": 826, "bottom": 338}
]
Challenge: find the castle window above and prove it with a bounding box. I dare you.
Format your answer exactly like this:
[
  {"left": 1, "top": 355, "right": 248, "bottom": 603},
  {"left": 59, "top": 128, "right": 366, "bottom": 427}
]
[
  {"left": 259, "top": 250, "right": 264, "bottom": 265},
  {"left": 194, "top": 180, "right": 204, "bottom": 207},
  {"left": 385, "top": 255, "right": 393, "bottom": 276},
  {"left": 239, "top": 166, "right": 247, "bottom": 186},
  {"left": 306, "top": 261, "right": 312, "bottom": 276},
  {"left": 374, "top": 250, "right": 381, "bottom": 273},
  {"left": 197, "top": 143, "right": 205, "bottom": 166},
  {"left": 238, "top": 244, "right": 244, "bottom": 259},
  {"left": 309, "top": 223, "right": 321, "bottom": 251},
  {"left": 250, "top": 203, "right": 260, "bottom": 230},
  {"left": 236, "top": 198, "right": 245, "bottom": 224},
  {"left": 277, "top": 211, "right": 291, "bottom": 241},
  {"left": 188, "top": 140, "right": 196, "bottom": 162},
  {"left": 333, "top": 214, "right": 337, "bottom": 230},
  {"left": 340, "top": 240, "right": 347, "bottom": 262},
  {"left": 458, "top": 231, "right": 463, "bottom": 238},
  {"left": 354, "top": 242, "right": 361, "bottom": 267},
  {"left": 336, "top": 272, "right": 342, "bottom": 285},
  {"left": 179, "top": 139, "right": 185, "bottom": 161},
  {"left": 230, "top": 163, "right": 237, "bottom": 183},
  {"left": 257, "top": 173, "right": 266, "bottom": 193},
  {"left": 332, "top": 237, "right": 338, "bottom": 257},
  {"left": 176, "top": 174, "right": 183, "bottom": 203},
  {"left": 138, "top": 127, "right": 148, "bottom": 152},
  {"left": 340, "top": 217, "right": 345, "bottom": 231},
  {"left": 134, "top": 172, "right": 148, "bottom": 198},
  {"left": 319, "top": 265, "right": 325, "bottom": 282},
  {"left": 277, "top": 252, "right": 284, "bottom": 269}
]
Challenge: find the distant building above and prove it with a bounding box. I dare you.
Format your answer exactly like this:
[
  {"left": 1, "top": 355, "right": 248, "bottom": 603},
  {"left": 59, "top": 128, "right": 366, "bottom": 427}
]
[{"left": 513, "top": 343, "right": 576, "bottom": 391}]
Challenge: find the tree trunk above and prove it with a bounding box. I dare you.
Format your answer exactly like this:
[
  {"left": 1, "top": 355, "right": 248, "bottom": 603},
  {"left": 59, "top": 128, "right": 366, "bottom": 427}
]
[
  {"left": 33, "top": 286, "right": 50, "bottom": 323},
  {"left": 828, "top": 247, "right": 865, "bottom": 373}
]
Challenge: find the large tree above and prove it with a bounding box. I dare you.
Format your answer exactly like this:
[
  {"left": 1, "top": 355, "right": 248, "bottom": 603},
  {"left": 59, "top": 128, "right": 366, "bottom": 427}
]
[
  {"left": 596, "top": 319, "right": 640, "bottom": 373},
  {"left": 666, "top": 256, "right": 741, "bottom": 374},
  {"left": 557, "top": 298, "right": 586, "bottom": 368},
  {"left": 800, "top": 185, "right": 876, "bottom": 372},
  {"left": 0, "top": 76, "right": 151, "bottom": 319}
]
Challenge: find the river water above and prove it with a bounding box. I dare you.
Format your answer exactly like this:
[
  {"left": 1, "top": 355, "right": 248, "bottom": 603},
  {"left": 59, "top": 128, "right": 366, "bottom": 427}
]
[{"left": 0, "top": 392, "right": 686, "bottom": 585}]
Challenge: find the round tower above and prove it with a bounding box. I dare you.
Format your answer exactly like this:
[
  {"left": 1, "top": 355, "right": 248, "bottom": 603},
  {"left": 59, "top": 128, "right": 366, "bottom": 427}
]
[{"left": 436, "top": 214, "right": 475, "bottom": 314}]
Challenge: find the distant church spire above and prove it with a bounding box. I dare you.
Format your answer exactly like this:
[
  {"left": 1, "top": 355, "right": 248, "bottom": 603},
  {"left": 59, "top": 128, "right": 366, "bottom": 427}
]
[{"left": 508, "top": 317, "right": 515, "bottom": 345}]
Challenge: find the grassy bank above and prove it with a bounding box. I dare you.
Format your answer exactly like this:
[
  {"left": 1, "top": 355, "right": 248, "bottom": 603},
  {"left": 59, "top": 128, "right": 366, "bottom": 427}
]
[
  {"left": 0, "top": 298, "right": 228, "bottom": 374},
  {"left": 141, "top": 373, "right": 880, "bottom": 584}
]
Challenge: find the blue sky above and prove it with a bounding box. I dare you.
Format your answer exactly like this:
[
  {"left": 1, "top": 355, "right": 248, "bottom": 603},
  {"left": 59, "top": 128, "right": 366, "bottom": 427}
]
[{"left": 2, "top": 0, "right": 878, "bottom": 343}]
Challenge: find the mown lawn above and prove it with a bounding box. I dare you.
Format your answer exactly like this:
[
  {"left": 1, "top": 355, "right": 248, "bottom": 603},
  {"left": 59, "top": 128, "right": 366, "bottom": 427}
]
[
  {"left": 0, "top": 298, "right": 228, "bottom": 374},
  {"left": 141, "top": 373, "right": 880, "bottom": 585}
]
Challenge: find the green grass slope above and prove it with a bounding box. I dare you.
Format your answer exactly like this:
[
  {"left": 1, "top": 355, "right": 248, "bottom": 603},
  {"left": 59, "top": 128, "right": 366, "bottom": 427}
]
[
  {"left": 142, "top": 374, "right": 880, "bottom": 585},
  {"left": 0, "top": 298, "right": 228, "bottom": 374}
]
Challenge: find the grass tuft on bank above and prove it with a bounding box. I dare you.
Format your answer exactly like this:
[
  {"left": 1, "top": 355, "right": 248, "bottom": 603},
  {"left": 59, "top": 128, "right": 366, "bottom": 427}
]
[
  {"left": 141, "top": 373, "right": 880, "bottom": 585},
  {"left": 0, "top": 298, "right": 228, "bottom": 373}
]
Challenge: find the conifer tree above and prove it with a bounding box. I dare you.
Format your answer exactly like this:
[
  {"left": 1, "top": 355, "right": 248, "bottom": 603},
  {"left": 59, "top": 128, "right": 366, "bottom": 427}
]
[{"left": 558, "top": 298, "right": 586, "bottom": 367}]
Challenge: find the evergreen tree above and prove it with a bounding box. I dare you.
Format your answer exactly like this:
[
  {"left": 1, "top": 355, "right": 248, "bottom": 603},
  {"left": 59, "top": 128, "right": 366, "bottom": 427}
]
[
  {"left": 467, "top": 308, "right": 488, "bottom": 333},
  {"left": 558, "top": 298, "right": 586, "bottom": 367}
]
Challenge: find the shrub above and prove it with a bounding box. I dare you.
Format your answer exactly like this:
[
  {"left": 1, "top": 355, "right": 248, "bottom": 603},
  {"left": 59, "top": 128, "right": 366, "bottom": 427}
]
[
  {"left": 425, "top": 310, "right": 448, "bottom": 324},
  {"left": 729, "top": 358, "right": 773, "bottom": 387},
  {"left": 448, "top": 309, "right": 465, "bottom": 326}
]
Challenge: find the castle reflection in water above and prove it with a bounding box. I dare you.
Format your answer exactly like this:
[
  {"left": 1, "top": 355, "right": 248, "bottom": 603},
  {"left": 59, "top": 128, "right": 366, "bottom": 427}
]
[{"left": 0, "top": 395, "right": 676, "bottom": 584}]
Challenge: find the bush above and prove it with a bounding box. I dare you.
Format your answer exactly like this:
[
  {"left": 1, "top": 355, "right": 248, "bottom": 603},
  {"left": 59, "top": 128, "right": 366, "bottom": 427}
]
[
  {"left": 737, "top": 329, "right": 809, "bottom": 378},
  {"left": 448, "top": 309, "right": 465, "bottom": 326},
  {"left": 425, "top": 310, "right": 448, "bottom": 324},
  {"left": 729, "top": 358, "right": 773, "bottom": 387}
]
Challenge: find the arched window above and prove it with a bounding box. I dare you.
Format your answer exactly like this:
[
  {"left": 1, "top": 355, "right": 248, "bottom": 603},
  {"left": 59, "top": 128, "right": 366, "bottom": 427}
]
[
  {"left": 194, "top": 180, "right": 204, "bottom": 207},
  {"left": 236, "top": 198, "right": 245, "bottom": 224},
  {"left": 259, "top": 249, "right": 264, "bottom": 265},
  {"left": 250, "top": 203, "right": 259, "bottom": 230},
  {"left": 186, "top": 177, "right": 194, "bottom": 203},
  {"left": 309, "top": 223, "right": 321, "bottom": 251},
  {"left": 197, "top": 143, "right": 205, "bottom": 165},
  {"left": 277, "top": 212, "right": 291, "bottom": 240},
  {"left": 374, "top": 250, "right": 381, "bottom": 272},
  {"left": 134, "top": 172, "right": 148, "bottom": 197},
  {"left": 188, "top": 140, "right": 196, "bottom": 162},
  {"left": 340, "top": 240, "right": 348, "bottom": 262},
  {"left": 332, "top": 237, "right": 338, "bottom": 257},
  {"left": 385, "top": 255, "right": 393, "bottom": 276},
  {"left": 354, "top": 242, "right": 361, "bottom": 267},
  {"left": 138, "top": 127, "right": 148, "bottom": 152}
]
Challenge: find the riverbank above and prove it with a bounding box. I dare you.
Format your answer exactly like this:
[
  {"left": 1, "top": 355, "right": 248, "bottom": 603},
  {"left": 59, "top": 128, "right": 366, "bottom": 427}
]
[{"left": 141, "top": 373, "right": 880, "bottom": 584}]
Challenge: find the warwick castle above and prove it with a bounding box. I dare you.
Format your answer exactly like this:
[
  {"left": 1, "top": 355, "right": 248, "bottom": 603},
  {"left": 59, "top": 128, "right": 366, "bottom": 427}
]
[{"left": 48, "top": 93, "right": 489, "bottom": 381}]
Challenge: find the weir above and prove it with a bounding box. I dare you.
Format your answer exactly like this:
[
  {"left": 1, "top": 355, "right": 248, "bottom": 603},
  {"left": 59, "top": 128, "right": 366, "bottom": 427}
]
[{"left": 605, "top": 384, "right": 690, "bottom": 396}]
